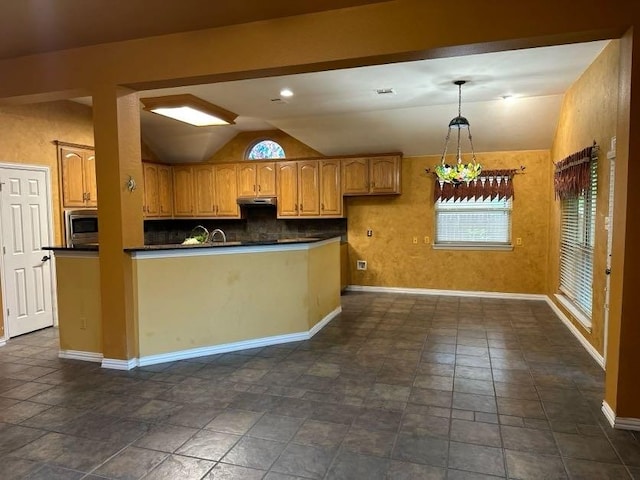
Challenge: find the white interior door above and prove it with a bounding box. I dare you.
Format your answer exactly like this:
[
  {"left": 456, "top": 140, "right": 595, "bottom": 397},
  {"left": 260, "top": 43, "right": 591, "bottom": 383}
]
[
  {"left": 603, "top": 145, "right": 616, "bottom": 367},
  {"left": 0, "top": 165, "right": 54, "bottom": 337}
]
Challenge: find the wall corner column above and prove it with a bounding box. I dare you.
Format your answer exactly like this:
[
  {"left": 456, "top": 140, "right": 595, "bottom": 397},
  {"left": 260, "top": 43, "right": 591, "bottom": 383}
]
[
  {"left": 92, "top": 84, "right": 144, "bottom": 364},
  {"left": 604, "top": 27, "right": 640, "bottom": 428}
]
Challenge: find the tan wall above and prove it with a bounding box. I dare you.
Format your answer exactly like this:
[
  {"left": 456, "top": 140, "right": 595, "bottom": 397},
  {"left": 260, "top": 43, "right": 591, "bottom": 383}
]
[
  {"left": 347, "top": 151, "right": 551, "bottom": 293},
  {"left": 207, "top": 129, "right": 322, "bottom": 163},
  {"left": 308, "top": 241, "right": 341, "bottom": 328},
  {"left": 135, "top": 241, "right": 340, "bottom": 358},
  {"left": 548, "top": 40, "right": 620, "bottom": 355},
  {"left": 54, "top": 254, "right": 102, "bottom": 353}
]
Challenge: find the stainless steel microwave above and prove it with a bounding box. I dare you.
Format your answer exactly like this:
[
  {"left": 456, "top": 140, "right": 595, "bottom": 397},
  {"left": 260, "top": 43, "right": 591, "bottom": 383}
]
[{"left": 64, "top": 209, "right": 98, "bottom": 247}]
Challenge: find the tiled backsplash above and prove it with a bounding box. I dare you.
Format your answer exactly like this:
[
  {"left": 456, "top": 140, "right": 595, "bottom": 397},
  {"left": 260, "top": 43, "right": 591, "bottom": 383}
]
[{"left": 144, "top": 207, "right": 347, "bottom": 245}]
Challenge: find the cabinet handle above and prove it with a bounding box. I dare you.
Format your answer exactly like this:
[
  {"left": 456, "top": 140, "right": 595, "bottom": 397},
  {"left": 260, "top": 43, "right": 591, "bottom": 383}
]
[
  {"left": 371, "top": 182, "right": 375, "bottom": 188},
  {"left": 86, "top": 192, "right": 91, "bottom": 201},
  {"left": 300, "top": 203, "right": 303, "bottom": 211},
  {"left": 321, "top": 203, "right": 324, "bottom": 210},
  {"left": 295, "top": 203, "right": 298, "bottom": 212},
  {"left": 258, "top": 185, "right": 261, "bottom": 192},
  {"left": 82, "top": 192, "right": 87, "bottom": 201}
]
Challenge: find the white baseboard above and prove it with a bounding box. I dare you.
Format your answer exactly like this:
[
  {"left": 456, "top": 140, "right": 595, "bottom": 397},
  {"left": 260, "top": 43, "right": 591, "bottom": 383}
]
[
  {"left": 101, "top": 357, "right": 138, "bottom": 370},
  {"left": 602, "top": 401, "right": 640, "bottom": 431},
  {"left": 346, "top": 285, "right": 547, "bottom": 301},
  {"left": 309, "top": 306, "right": 341, "bottom": 338},
  {"left": 347, "top": 285, "right": 606, "bottom": 369},
  {"left": 58, "top": 350, "right": 103, "bottom": 363},
  {"left": 136, "top": 306, "right": 342, "bottom": 368},
  {"left": 0, "top": 338, "right": 6, "bottom": 347},
  {"left": 544, "top": 297, "right": 605, "bottom": 369}
]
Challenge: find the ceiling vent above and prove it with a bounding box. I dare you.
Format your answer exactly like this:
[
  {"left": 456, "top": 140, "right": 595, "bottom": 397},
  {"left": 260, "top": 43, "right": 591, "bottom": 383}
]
[
  {"left": 375, "top": 88, "right": 396, "bottom": 95},
  {"left": 270, "top": 98, "right": 289, "bottom": 104}
]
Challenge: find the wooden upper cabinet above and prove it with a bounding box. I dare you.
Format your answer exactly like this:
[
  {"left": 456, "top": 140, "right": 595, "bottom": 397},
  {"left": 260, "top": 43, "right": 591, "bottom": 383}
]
[
  {"left": 157, "top": 165, "right": 173, "bottom": 217},
  {"left": 298, "top": 161, "right": 320, "bottom": 216},
  {"left": 256, "top": 162, "right": 276, "bottom": 196},
  {"left": 276, "top": 162, "right": 298, "bottom": 217},
  {"left": 143, "top": 163, "right": 160, "bottom": 217},
  {"left": 143, "top": 162, "right": 173, "bottom": 218},
  {"left": 237, "top": 161, "right": 276, "bottom": 198},
  {"left": 320, "top": 159, "right": 342, "bottom": 217},
  {"left": 341, "top": 157, "right": 369, "bottom": 195},
  {"left": 214, "top": 164, "right": 240, "bottom": 218},
  {"left": 342, "top": 155, "right": 401, "bottom": 195},
  {"left": 59, "top": 145, "right": 97, "bottom": 208},
  {"left": 172, "top": 166, "right": 195, "bottom": 216},
  {"left": 193, "top": 165, "right": 216, "bottom": 216},
  {"left": 237, "top": 163, "right": 257, "bottom": 197},
  {"left": 84, "top": 153, "right": 97, "bottom": 207},
  {"left": 369, "top": 155, "right": 401, "bottom": 194}
]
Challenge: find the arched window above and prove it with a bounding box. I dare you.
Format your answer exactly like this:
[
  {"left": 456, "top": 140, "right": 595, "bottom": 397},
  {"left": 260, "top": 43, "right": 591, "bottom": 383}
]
[{"left": 247, "top": 140, "right": 286, "bottom": 160}]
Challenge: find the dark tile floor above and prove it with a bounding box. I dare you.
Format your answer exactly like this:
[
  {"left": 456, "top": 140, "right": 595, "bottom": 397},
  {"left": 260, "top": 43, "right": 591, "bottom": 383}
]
[{"left": 1, "top": 292, "right": 639, "bottom": 479}]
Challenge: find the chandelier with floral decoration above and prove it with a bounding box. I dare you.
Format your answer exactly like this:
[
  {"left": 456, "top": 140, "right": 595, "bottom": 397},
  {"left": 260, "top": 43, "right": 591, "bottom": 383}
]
[{"left": 434, "top": 80, "right": 482, "bottom": 184}]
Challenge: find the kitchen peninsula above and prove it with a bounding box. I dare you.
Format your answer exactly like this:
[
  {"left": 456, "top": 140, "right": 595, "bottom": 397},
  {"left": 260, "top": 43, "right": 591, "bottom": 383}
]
[{"left": 49, "top": 236, "right": 341, "bottom": 368}]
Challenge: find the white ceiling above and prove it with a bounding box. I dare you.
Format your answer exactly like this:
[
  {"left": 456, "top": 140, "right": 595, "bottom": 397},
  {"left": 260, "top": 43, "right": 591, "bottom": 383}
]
[{"left": 79, "top": 40, "right": 610, "bottom": 162}]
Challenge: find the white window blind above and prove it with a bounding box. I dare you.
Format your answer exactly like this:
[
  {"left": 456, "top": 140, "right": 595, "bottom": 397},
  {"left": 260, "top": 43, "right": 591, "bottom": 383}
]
[
  {"left": 435, "top": 197, "right": 512, "bottom": 245},
  {"left": 559, "top": 158, "right": 597, "bottom": 318}
]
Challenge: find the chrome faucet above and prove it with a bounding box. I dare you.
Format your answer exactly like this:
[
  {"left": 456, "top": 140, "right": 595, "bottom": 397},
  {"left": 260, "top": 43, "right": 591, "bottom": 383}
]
[{"left": 209, "top": 228, "right": 227, "bottom": 243}]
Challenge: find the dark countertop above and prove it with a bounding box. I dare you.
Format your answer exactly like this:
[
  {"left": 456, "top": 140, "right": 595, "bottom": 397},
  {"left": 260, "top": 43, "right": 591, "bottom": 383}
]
[{"left": 45, "top": 236, "right": 339, "bottom": 253}]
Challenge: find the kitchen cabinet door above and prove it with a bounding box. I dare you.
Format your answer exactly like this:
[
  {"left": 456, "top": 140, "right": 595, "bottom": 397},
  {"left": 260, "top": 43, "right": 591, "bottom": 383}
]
[
  {"left": 172, "top": 166, "right": 194, "bottom": 216},
  {"left": 298, "top": 160, "right": 320, "bottom": 216},
  {"left": 59, "top": 145, "right": 97, "bottom": 208},
  {"left": 60, "top": 148, "right": 87, "bottom": 208},
  {"left": 237, "top": 163, "right": 257, "bottom": 197},
  {"left": 341, "top": 158, "right": 369, "bottom": 195},
  {"left": 143, "top": 163, "right": 160, "bottom": 217},
  {"left": 157, "top": 165, "right": 173, "bottom": 217},
  {"left": 320, "top": 159, "right": 342, "bottom": 217},
  {"left": 83, "top": 153, "right": 98, "bottom": 207},
  {"left": 193, "top": 165, "right": 216, "bottom": 216},
  {"left": 214, "top": 164, "right": 240, "bottom": 218},
  {"left": 369, "top": 155, "right": 401, "bottom": 194},
  {"left": 256, "top": 162, "right": 276, "bottom": 196},
  {"left": 276, "top": 162, "right": 298, "bottom": 217}
]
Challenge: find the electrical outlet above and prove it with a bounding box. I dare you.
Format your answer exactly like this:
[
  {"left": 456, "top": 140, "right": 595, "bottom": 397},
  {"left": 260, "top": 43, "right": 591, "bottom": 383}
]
[
  {"left": 356, "top": 260, "right": 367, "bottom": 270},
  {"left": 366, "top": 229, "right": 373, "bottom": 237},
  {"left": 412, "top": 236, "right": 418, "bottom": 244},
  {"left": 424, "top": 236, "right": 430, "bottom": 244},
  {"left": 516, "top": 237, "right": 523, "bottom": 246}
]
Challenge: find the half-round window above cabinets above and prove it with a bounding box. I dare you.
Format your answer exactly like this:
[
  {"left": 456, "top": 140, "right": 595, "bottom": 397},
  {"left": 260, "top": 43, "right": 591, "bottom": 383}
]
[{"left": 247, "top": 140, "right": 286, "bottom": 160}]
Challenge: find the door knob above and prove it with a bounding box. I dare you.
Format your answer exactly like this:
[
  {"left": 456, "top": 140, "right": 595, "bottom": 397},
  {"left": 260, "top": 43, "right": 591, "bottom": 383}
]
[{"left": 41, "top": 255, "right": 51, "bottom": 263}]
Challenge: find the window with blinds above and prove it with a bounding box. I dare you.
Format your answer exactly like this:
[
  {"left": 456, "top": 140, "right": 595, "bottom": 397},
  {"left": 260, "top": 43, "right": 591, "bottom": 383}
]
[
  {"left": 435, "top": 197, "right": 512, "bottom": 245},
  {"left": 559, "top": 158, "right": 597, "bottom": 319}
]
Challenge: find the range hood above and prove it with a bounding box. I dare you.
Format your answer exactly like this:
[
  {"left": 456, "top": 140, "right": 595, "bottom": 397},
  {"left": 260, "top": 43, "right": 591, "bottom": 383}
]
[{"left": 237, "top": 196, "right": 277, "bottom": 206}]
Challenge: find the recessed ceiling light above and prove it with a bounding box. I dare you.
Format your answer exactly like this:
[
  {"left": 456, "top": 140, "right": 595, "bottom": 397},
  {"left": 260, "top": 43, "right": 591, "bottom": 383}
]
[
  {"left": 140, "top": 94, "right": 237, "bottom": 126},
  {"left": 280, "top": 88, "right": 294, "bottom": 98},
  {"left": 375, "top": 88, "right": 396, "bottom": 95}
]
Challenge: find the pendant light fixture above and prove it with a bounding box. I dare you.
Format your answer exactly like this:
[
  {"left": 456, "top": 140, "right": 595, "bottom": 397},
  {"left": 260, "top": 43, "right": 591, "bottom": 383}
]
[{"left": 434, "top": 80, "right": 482, "bottom": 184}]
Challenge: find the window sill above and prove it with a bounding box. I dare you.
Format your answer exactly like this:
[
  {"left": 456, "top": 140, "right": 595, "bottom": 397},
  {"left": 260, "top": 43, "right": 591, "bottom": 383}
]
[
  {"left": 554, "top": 294, "right": 592, "bottom": 331},
  {"left": 432, "top": 243, "right": 513, "bottom": 252}
]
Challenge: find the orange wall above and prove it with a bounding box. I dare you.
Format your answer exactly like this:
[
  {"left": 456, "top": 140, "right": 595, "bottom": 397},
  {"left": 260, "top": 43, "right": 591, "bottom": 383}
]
[
  {"left": 347, "top": 150, "right": 551, "bottom": 293},
  {"left": 207, "top": 129, "right": 322, "bottom": 163},
  {"left": 548, "top": 40, "right": 620, "bottom": 355}
]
